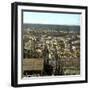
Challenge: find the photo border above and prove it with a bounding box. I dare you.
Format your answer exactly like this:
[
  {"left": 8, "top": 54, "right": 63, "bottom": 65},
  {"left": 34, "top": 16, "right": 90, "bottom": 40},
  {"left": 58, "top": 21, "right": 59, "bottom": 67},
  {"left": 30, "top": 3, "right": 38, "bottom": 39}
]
[{"left": 11, "top": 2, "right": 88, "bottom": 87}]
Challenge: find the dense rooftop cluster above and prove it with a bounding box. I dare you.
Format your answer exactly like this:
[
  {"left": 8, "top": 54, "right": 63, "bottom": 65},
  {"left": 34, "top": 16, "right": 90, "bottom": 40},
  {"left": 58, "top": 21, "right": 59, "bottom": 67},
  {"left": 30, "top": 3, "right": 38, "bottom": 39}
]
[{"left": 22, "top": 24, "right": 80, "bottom": 76}]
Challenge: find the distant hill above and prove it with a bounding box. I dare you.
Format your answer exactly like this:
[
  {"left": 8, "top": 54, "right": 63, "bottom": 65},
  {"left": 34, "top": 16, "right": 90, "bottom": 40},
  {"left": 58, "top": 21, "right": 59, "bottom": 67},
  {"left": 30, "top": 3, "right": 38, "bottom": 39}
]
[{"left": 23, "top": 24, "right": 80, "bottom": 32}]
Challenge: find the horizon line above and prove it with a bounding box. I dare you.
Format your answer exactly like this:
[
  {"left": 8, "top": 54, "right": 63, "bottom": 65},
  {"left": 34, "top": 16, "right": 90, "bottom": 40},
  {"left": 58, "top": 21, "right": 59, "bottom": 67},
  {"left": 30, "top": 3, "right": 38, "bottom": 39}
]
[{"left": 23, "top": 23, "right": 80, "bottom": 26}]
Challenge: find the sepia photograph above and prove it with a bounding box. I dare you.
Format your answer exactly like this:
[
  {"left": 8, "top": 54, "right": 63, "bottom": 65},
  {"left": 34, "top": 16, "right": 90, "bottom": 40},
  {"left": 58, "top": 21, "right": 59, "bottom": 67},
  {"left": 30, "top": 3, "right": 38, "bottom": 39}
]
[{"left": 22, "top": 11, "right": 80, "bottom": 78}]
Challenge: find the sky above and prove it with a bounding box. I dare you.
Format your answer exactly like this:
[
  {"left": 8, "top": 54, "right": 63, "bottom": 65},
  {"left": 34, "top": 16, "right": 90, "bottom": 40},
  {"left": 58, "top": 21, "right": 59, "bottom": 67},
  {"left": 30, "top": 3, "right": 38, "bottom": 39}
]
[{"left": 23, "top": 11, "right": 80, "bottom": 25}]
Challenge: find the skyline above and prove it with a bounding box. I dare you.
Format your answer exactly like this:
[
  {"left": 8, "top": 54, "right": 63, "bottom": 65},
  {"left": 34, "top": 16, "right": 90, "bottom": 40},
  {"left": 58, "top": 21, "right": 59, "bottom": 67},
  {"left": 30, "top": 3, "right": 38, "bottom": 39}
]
[{"left": 23, "top": 11, "right": 80, "bottom": 25}]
